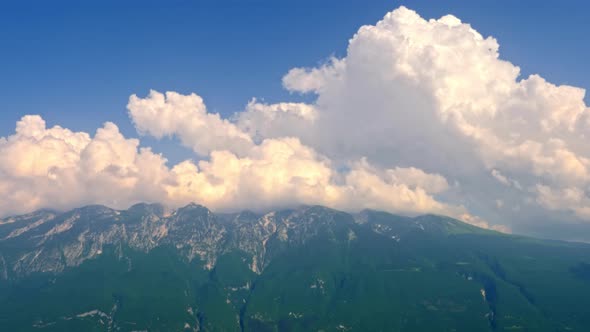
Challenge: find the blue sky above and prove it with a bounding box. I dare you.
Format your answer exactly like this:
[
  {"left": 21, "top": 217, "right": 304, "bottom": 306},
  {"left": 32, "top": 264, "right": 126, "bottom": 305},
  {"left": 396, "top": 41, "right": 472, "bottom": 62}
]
[{"left": 1, "top": 0, "right": 588, "bottom": 163}]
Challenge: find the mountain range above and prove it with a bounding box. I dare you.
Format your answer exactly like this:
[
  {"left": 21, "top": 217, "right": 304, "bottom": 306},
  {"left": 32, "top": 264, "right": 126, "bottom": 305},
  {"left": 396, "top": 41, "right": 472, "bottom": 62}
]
[{"left": 1, "top": 203, "right": 589, "bottom": 331}]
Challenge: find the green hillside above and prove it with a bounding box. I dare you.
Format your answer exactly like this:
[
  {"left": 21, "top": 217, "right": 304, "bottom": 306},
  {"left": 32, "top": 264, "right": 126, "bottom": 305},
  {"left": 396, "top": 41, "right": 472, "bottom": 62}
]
[{"left": 1, "top": 205, "right": 589, "bottom": 331}]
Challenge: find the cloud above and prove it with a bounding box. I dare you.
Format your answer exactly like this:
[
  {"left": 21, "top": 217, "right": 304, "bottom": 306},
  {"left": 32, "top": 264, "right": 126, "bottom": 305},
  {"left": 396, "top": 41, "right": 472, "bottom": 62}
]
[
  {"left": 282, "top": 57, "right": 346, "bottom": 94},
  {"left": 128, "top": 90, "right": 254, "bottom": 156},
  {"left": 535, "top": 185, "right": 590, "bottom": 220},
  {"left": 491, "top": 169, "right": 522, "bottom": 190},
  {"left": 0, "top": 113, "right": 465, "bottom": 223},
  {"left": 247, "top": 6, "right": 590, "bottom": 226},
  {"left": 386, "top": 166, "right": 449, "bottom": 194},
  {"left": 125, "top": 89, "right": 466, "bottom": 217},
  {"left": 3, "top": 6, "right": 590, "bottom": 236},
  {"left": 0, "top": 115, "right": 171, "bottom": 215},
  {"left": 235, "top": 98, "right": 317, "bottom": 141}
]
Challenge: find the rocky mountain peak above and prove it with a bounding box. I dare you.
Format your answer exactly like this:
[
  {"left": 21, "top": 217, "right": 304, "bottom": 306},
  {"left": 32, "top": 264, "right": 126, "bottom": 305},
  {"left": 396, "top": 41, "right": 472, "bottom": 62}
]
[{"left": 0, "top": 203, "right": 490, "bottom": 280}]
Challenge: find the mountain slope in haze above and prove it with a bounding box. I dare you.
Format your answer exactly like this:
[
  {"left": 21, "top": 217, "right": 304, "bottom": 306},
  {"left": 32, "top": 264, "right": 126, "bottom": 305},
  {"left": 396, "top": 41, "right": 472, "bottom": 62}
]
[{"left": 1, "top": 204, "right": 589, "bottom": 331}]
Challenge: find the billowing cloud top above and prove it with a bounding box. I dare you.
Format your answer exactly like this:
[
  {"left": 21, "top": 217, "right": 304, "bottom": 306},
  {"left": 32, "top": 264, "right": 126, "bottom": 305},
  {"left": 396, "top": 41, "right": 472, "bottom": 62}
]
[{"left": 2, "top": 7, "right": 589, "bottom": 237}]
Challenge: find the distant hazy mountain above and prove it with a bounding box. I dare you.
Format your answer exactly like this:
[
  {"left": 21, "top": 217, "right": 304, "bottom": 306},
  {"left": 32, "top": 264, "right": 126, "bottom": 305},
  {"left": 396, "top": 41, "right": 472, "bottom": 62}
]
[{"left": 1, "top": 204, "right": 589, "bottom": 331}]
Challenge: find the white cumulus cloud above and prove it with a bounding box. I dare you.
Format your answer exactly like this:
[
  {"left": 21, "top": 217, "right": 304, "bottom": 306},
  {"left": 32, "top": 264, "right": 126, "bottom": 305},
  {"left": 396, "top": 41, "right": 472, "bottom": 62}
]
[
  {"left": 0, "top": 111, "right": 466, "bottom": 225},
  {"left": 126, "top": 90, "right": 467, "bottom": 218},
  {"left": 128, "top": 90, "right": 254, "bottom": 156},
  {"left": 249, "top": 6, "right": 590, "bottom": 226}
]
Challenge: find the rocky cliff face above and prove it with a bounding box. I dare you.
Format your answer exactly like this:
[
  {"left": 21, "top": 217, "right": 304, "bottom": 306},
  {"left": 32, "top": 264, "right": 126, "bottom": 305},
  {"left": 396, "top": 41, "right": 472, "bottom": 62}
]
[{"left": 0, "top": 203, "right": 369, "bottom": 279}]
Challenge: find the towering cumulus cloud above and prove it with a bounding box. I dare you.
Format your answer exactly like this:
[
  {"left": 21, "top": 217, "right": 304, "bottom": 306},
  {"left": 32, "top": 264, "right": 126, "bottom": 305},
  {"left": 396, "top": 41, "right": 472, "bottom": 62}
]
[
  {"left": 0, "top": 102, "right": 462, "bottom": 222},
  {"left": 1, "top": 6, "right": 589, "bottom": 236}
]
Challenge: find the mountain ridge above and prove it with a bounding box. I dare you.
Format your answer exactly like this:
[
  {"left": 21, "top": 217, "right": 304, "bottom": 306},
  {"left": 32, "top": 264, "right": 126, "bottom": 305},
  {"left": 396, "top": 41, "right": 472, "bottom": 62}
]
[
  {"left": 0, "top": 202, "right": 576, "bottom": 280},
  {"left": 1, "top": 203, "right": 590, "bottom": 331}
]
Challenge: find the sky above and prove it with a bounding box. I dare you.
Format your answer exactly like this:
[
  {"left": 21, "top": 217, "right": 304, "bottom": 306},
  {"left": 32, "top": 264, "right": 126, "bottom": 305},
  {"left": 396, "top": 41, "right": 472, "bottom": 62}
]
[
  {"left": 1, "top": 1, "right": 590, "bottom": 241},
  {"left": 1, "top": 0, "right": 588, "bottom": 154}
]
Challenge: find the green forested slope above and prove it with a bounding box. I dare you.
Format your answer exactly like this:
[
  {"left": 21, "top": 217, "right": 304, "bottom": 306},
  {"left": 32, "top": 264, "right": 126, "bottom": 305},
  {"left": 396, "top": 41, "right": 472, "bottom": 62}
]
[{"left": 0, "top": 206, "right": 589, "bottom": 331}]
